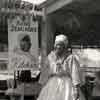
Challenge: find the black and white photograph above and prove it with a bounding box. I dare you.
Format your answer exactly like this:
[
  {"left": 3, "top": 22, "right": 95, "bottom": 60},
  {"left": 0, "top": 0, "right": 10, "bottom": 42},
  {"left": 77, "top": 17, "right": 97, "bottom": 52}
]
[{"left": 0, "top": 0, "right": 100, "bottom": 100}]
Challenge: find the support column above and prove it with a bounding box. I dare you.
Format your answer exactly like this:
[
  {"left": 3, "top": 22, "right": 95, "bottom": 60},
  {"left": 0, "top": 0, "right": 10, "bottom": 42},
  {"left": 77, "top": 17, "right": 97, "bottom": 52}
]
[{"left": 41, "top": 9, "right": 54, "bottom": 56}]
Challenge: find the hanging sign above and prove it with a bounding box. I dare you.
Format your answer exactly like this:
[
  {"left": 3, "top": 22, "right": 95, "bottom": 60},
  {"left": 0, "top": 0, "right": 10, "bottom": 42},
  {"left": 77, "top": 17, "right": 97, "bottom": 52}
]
[{"left": 8, "top": 15, "right": 39, "bottom": 72}]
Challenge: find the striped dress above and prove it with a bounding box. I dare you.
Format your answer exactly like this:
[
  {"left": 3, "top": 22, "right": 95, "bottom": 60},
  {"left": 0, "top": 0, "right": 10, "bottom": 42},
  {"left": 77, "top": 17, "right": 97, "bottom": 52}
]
[{"left": 38, "top": 51, "right": 84, "bottom": 100}]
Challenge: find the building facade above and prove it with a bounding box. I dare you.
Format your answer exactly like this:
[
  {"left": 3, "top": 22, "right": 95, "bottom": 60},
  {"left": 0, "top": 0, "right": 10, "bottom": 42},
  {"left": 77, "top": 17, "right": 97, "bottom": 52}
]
[{"left": 40, "top": 0, "right": 100, "bottom": 55}]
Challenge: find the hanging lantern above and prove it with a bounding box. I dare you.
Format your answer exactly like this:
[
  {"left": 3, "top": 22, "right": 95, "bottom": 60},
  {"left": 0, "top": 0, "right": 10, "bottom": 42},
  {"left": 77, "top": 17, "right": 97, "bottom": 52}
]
[{"left": 20, "top": 1, "right": 26, "bottom": 9}]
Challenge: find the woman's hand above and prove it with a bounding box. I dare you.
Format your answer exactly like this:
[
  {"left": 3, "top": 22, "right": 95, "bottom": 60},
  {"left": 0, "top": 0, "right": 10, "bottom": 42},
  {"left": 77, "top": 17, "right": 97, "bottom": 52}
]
[
  {"left": 74, "top": 91, "right": 79, "bottom": 100},
  {"left": 73, "top": 87, "right": 79, "bottom": 100}
]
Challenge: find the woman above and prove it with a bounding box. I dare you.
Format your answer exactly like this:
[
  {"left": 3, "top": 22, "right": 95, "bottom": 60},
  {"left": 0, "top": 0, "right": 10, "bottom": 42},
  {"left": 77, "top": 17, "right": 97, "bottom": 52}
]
[
  {"left": 6, "top": 33, "right": 41, "bottom": 100},
  {"left": 11, "top": 33, "right": 39, "bottom": 83},
  {"left": 38, "top": 34, "right": 83, "bottom": 100}
]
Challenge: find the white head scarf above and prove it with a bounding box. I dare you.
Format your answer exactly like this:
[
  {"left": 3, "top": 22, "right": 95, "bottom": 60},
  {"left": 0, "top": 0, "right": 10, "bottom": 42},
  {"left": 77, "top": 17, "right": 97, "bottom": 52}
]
[{"left": 55, "top": 34, "right": 68, "bottom": 48}]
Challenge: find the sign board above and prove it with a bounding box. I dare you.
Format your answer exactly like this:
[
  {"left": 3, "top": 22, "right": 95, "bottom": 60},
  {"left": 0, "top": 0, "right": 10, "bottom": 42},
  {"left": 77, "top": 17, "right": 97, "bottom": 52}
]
[{"left": 8, "top": 15, "right": 38, "bottom": 72}]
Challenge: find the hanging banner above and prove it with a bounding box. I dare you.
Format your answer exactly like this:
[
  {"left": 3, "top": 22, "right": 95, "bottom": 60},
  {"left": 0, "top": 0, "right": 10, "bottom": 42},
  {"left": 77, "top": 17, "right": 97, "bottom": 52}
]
[{"left": 8, "top": 15, "right": 38, "bottom": 72}]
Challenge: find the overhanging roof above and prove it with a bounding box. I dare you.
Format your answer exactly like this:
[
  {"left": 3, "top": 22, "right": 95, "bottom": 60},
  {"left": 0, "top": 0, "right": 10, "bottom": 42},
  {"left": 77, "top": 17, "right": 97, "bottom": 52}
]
[
  {"left": 39, "top": 0, "right": 100, "bottom": 15},
  {"left": 39, "top": 0, "right": 73, "bottom": 14}
]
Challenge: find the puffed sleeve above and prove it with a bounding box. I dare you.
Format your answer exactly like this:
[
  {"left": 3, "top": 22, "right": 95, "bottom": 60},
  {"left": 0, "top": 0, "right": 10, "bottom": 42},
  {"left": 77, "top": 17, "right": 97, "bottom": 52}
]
[{"left": 68, "top": 55, "right": 81, "bottom": 86}]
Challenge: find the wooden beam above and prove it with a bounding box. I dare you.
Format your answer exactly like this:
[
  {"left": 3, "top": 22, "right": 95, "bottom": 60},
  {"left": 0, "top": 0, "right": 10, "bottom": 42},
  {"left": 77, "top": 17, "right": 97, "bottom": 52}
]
[
  {"left": 45, "top": 0, "right": 72, "bottom": 14},
  {"left": 0, "top": 8, "right": 44, "bottom": 16}
]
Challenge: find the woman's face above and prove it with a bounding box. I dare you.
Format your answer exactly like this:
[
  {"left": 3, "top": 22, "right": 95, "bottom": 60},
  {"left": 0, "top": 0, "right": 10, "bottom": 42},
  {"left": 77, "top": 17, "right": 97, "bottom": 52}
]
[
  {"left": 54, "top": 42, "right": 65, "bottom": 55},
  {"left": 20, "top": 40, "right": 31, "bottom": 52}
]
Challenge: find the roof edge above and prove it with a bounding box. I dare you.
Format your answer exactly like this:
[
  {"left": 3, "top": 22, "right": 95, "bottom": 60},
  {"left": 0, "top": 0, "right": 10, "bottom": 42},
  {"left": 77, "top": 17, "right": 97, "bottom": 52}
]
[{"left": 38, "top": 0, "right": 58, "bottom": 9}]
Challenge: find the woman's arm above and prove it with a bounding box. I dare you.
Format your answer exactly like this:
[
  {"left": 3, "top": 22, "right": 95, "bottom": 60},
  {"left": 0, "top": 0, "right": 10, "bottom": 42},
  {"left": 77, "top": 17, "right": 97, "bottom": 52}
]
[
  {"left": 71, "top": 55, "right": 81, "bottom": 86},
  {"left": 68, "top": 55, "right": 81, "bottom": 99}
]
